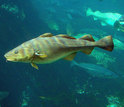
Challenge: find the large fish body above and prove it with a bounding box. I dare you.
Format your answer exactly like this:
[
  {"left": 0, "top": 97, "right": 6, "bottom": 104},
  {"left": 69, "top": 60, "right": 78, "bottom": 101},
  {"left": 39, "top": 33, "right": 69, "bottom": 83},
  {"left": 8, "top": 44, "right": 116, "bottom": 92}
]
[
  {"left": 4, "top": 33, "right": 114, "bottom": 69},
  {"left": 71, "top": 60, "right": 118, "bottom": 79}
]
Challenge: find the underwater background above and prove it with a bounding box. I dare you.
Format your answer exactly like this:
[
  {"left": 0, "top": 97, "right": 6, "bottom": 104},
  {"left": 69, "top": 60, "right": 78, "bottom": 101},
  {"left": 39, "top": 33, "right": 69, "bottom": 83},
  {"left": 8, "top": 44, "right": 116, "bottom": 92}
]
[{"left": 0, "top": 0, "right": 124, "bottom": 107}]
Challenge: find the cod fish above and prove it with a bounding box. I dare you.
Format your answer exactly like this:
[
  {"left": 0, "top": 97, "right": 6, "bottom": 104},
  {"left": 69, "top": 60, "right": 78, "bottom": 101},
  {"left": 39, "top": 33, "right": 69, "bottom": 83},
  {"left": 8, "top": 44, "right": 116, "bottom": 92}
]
[
  {"left": 71, "top": 60, "right": 118, "bottom": 79},
  {"left": 4, "top": 33, "right": 114, "bottom": 69}
]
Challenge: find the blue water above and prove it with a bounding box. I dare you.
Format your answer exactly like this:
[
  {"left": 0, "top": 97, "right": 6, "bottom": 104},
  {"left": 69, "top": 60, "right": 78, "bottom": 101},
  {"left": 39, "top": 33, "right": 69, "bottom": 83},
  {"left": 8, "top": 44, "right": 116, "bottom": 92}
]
[{"left": 0, "top": 0, "right": 124, "bottom": 107}]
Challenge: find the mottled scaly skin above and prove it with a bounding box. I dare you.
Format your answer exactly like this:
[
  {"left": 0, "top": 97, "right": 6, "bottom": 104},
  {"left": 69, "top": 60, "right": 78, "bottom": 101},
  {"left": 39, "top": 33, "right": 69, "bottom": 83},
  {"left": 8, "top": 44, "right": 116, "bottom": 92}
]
[
  {"left": 26, "top": 36, "right": 95, "bottom": 64},
  {"left": 4, "top": 33, "right": 113, "bottom": 65}
]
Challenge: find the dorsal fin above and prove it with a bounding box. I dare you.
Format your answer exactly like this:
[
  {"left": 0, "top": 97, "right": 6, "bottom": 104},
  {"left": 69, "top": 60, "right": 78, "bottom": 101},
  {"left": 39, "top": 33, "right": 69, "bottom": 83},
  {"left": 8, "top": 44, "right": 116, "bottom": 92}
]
[
  {"left": 64, "top": 52, "right": 77, "bottom": 61},
  {"left": 39, "top": 33, "right": 53, "bottom": 37},
  {"left": 79, "top": 34, "right": 95, "bottom": 42},
  {"left": 56, "top": 34, "right": 76, "bottom": 39}
]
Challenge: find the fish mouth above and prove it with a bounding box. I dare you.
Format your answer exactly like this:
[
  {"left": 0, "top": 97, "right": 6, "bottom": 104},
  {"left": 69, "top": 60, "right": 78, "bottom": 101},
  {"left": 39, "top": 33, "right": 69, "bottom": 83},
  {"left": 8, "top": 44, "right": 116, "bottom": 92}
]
[
  {"left": 4, "top": 56, "right": 15, "bottom": 62},
  {"left": 6, "top": 58, "right": 15, "bottom": 61},
  {"left": 4, "top": 54, "right": 14, "bottom": 61}
]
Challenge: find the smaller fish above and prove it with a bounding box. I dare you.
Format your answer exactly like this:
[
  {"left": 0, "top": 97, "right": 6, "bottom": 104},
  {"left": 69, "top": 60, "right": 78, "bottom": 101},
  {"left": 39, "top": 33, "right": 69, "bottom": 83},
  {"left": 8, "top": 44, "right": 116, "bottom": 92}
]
[
  {"left": 71, "top": 60, "right": 118, "bottom": 79},
  {"left": 86, "top": 8, "right": 122, "bottom": 27}
]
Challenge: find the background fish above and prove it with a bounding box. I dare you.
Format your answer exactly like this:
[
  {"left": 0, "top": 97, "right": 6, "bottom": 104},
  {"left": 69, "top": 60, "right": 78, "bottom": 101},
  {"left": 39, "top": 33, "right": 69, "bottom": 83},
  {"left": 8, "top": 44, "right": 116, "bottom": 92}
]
[
  {"left": 86, "top": 8, "right": 122, "bottom": 27},
  {"left": 4, "top": 33, "right": 114, "bottom": 69},
  {"left": 71, "top": 60, "right": 118, "bottom": 79}
]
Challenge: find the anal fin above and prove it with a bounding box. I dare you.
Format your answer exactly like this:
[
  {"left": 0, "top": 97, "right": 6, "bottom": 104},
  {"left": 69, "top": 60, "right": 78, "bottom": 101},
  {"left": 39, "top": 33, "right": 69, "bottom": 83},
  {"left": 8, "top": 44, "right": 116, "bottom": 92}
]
[
  {"left": 81, "top": 47, "right": 94, "bottom": 55},
  {"left": 64, "top": 52, "right": 77, "bottom": 61}
]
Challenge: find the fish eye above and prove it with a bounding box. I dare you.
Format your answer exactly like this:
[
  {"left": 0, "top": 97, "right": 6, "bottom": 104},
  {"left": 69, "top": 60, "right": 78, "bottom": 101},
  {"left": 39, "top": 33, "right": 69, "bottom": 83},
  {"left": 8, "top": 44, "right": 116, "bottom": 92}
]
[{"left": 14, "top": 50, "right": 18, "bottom": 54}]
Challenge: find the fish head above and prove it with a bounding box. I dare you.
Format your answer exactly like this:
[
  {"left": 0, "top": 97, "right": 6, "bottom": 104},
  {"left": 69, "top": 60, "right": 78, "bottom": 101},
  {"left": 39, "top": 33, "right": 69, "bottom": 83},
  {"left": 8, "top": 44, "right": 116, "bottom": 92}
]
[{"left": 4, "top": 44, "right": 34, "bottom": 62}]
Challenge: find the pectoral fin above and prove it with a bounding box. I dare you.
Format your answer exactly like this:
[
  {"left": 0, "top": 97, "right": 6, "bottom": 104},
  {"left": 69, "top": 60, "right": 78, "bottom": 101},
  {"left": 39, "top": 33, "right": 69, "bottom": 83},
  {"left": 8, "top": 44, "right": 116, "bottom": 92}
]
[
  {"left": 35, "top": 52, "right": 48, "bottom": 58},
  {"left": 39, "top": 54, "right": 47, "bottom": 58},
  {"left": 31, "top": 63, "right": 39, "bottom": 70}
]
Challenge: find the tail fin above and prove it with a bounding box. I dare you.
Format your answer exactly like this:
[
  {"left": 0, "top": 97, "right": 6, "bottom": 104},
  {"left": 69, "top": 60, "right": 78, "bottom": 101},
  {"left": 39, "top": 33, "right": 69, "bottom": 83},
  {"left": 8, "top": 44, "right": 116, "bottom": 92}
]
[
  {"left": 86, "top": 8, "right": 93, "bottom": 16},
  {"left": 96, "top": 35, "right": 114, "bottom": 51}
]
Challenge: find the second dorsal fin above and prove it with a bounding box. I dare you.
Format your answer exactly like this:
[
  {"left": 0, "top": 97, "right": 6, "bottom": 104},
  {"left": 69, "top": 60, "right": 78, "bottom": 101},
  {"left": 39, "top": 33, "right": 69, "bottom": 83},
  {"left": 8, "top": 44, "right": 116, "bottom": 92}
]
[
  {"left": 39, "top": 33, "right": 53, "bottom": 37},
  {"left": 79, "top": 34, "right": 95, "bottom": 42},
  {"left": 56, "top": 34, "right": 76, "bottom": 39}
]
